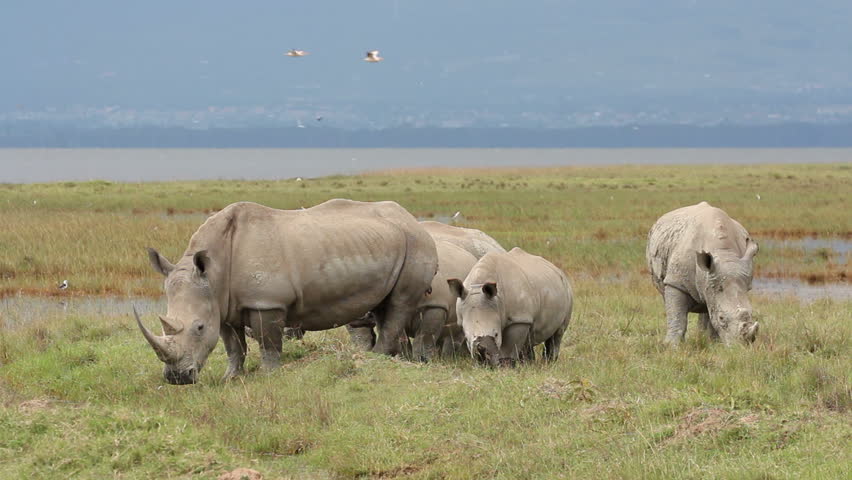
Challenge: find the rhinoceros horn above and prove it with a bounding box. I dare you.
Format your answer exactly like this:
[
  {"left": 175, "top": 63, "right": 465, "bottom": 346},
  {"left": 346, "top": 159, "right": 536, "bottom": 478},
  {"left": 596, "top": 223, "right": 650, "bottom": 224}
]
[{"left": 134, "top": 306, "right": 177, "bottom": 363}]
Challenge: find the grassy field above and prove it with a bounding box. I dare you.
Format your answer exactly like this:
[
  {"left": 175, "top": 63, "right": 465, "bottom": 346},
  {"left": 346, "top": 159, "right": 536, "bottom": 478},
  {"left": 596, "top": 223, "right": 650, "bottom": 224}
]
[{"left": 0, "top": 163, "right": 850, "bottom": 479}]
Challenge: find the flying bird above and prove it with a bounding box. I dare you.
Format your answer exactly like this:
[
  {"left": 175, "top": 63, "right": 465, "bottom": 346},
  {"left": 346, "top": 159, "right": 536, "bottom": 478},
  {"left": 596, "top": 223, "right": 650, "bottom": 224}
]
[
  {"left": 58, "top": 279, "right": 68, "bottom": 290},
  {"left": 364, "top": 50, "right": 383, "bottom": 62},
  {"left": 286, "top": 49, "right": 309, "bottom": 57}
]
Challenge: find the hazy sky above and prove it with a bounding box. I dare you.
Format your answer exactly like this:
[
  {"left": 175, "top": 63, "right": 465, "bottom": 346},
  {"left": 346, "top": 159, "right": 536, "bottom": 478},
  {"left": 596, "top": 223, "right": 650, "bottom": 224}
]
[{"left": 3, "top": 1, "right": 851, "bottom": 109}]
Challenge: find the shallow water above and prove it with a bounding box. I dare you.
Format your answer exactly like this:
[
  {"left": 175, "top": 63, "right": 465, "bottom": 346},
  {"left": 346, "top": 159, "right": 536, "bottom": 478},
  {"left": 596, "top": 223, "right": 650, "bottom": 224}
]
[
  {"left": 2, "top": 148, "right": 850, "bottom": 182},
  {"left": 0, "top": 295, "right": 164, "bottom": 329},
  {"left": 764, "top": 238, "right": 852, "bottom": 263},
  {"left": 753, "top": 279, "right": 852, "bottom": 302}
]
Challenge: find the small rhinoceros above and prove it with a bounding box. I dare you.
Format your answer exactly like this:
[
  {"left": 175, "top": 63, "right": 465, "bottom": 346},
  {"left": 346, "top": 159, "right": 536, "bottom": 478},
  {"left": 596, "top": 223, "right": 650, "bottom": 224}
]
[
  {"left": 646, "top": 201, "right": 759, "bottom": 345},
  {"left": 447, "top": 247, "right": 573, "bottom": 367}
]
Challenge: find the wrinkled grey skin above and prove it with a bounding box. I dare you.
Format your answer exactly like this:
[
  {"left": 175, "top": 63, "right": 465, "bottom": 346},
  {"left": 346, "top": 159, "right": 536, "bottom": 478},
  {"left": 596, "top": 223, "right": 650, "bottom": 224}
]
[
  {"left": 447, "top": 247, "right": 573, "bottom": 368},
  {"left": 646, "top": 201, "right": 760, "bottom": 346},
  {"left": 138, "top": 200, "right": 438, "bottom": 384},
  {"left": 346, "top": 221, "right": 506, "bottom": 358}
]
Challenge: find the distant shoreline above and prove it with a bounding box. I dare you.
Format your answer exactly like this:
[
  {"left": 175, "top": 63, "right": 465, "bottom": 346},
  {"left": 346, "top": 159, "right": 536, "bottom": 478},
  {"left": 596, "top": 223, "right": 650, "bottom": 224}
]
[
  {"left": 0, "top": 148, "right": 849, "bottom": 183},
  {"left": 2, "top": 123, "right": 852, "bottom": 149}
]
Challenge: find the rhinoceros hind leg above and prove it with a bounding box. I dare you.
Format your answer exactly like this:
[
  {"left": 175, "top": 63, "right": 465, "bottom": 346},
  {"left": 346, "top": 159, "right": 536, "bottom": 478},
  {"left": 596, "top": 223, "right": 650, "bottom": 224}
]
[
  {"left": 664, "top": 286, "right": 691, "bottom": 345},
  {"left": 698, "top": 312, "right": 720, "bottom": 341},
  {"left": 412, "top": 308, "right": 446, "bottom": 362},
  {"left": 543, "top": 323, "right": 566, "bottom": 363},
  {"left": 221, "top": 324, "right": 247, "bottom": 380},
  {"left": 246, "top": 309, "right": 285, "bottom": 370}
]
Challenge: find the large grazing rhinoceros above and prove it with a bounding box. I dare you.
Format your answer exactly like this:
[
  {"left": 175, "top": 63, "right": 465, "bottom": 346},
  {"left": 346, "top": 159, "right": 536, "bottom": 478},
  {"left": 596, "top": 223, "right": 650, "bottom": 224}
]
[
  {"left": 136, "top": 199, "right": 438, "bottom": 384},
  {"left": 447, "top": 247, "right": 573, "bottom": 367},
  {"left": 646, "top": 201, "right": 759, "bottom": 345},
  {"left": 346, "top": 221, "right": 506, "bottom": 359}
]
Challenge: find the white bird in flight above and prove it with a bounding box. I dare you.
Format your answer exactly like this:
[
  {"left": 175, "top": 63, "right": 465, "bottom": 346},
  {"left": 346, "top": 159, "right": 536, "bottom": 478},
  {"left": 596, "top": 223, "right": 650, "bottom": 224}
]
[
  {"left": 58, "top": 279, "right": 68, "bottom": 290},
  {"left": 364, "top": 50, "right": 383, "bottom": 62},
  {"left": 286, "top": 49, "right": 309, "bottom": 57}
]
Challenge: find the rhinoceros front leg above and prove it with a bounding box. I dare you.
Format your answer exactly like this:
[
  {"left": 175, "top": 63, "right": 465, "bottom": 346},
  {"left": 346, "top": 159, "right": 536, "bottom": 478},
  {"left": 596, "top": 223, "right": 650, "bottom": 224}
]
[
  {"left": 698, "top": 312, "right": 720, "bottom": 341},
  {"left": 220, "top": 324, "right": 247, "bottom": 380},
  {"left": 499, "top": 323, "right": 532, "bottom": 367},
  {"left": 246, "top": 309, "right": 284, "bottom": 370},
  {"left": 664, "top": 286, "right": 691, "bottom": 345}
]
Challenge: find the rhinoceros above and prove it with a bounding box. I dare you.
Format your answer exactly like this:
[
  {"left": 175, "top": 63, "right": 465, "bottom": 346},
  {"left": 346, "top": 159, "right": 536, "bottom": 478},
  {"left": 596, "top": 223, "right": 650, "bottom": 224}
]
[
  {"left": 447, "top": 247, "right": 573, "bottom": 367},
  {"left": 136, "top": 199, "right": 438, "bottom": 384},
  {"left": 346, "top": 222, "right": 506, "bottom": 358},
  {"left": 646, "top": 201, "right": 759, "bottom": 345}
]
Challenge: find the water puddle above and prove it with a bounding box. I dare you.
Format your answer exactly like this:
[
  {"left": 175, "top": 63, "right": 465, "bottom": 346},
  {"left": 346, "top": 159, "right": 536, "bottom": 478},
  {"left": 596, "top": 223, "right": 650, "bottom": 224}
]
[
  {"left": 0, "top": 296, "right": 164, "bottom": 329},
  {"left": 764, "top": 238, "right": 852, "bottom": 263},
  {"left": 753, "top": 279, "right": 852, "bottom": 302}
]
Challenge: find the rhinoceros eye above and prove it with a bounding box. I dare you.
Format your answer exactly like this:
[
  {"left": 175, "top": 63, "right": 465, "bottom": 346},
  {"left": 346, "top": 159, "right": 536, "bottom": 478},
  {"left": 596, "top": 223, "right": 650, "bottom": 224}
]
[{"left": 191, "top": 321, "right": 205, "bottom": 335}]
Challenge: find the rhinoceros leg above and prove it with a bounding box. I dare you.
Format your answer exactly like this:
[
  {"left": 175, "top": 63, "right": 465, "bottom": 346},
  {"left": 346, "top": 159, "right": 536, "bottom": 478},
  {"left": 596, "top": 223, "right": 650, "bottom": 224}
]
[
  {"left": 664, "top": 286, "right": 691, "bottom": 345},
  {"left": 372, "top": 300, "right": 416, "bottom": 356},
  {"left": 499, "top": 323, "right": 532, "bottom": 367},
  {"left": 543, "top": 322, "right": 567, "bottom": 363},
  {"left": 246, "top": 309, "right": 285, "bottom": 370},
  {"left": 698, "top": 312, "right": 720, "bottom": 341},
  {"left": 221, "top": 324, "right": 248, "bottom": 380},
  {"left": 412, "top": 308, "right": 446, "bottom": 362},
  {"left": 346, "top": 312, "right": 377, "bottom": 351}
]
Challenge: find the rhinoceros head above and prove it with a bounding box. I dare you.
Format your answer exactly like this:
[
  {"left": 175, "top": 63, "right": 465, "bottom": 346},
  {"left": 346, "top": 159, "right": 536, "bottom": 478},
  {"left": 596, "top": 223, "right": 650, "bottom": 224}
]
[
  {"left": 137, "top": 248, "right": 222, "bottom": 384},
  {"left": 448, "top": 279, "right": 502, "bottom": 367},
  {"left": 696, "top": 239, "right": 760, "bottom": 345}
]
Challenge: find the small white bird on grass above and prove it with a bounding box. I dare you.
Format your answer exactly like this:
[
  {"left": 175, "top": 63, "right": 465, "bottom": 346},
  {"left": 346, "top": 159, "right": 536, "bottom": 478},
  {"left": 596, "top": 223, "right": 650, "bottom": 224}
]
[
  {"left": 755, "top": 194, "right": 761, "bottom": 200},
  {"left": 452, "top": 211, "right": 461, "bottom": 219},
  {"left": 286, "top": 49, "right": 309, "bottom": 57},
  {"left": 364, "top": 50, "right": 383, "bottom": 62},
  {"left": 58, "top": 279, "right": 68, "bottom": 290}
]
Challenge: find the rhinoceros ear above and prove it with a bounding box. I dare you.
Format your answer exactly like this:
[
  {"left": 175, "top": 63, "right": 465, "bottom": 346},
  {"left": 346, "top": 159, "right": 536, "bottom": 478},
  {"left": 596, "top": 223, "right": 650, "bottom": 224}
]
[
  {"left": 193, "top": 250, "right": 211, "bottom": 276},
  {"left": 447, "top": 278, "right": 466, "bottom": 300},
  {"left": 482, "top": 282, "right": 498, "bottom": 299},
  {"left": 696, "top": 251, "right": 714, "bottom": 273},
  {"left": 147, "top": 248, "right": 175, "bottom": 277},
  {"left": 742, "top": 239, "right": 759, "bottom": 261}
]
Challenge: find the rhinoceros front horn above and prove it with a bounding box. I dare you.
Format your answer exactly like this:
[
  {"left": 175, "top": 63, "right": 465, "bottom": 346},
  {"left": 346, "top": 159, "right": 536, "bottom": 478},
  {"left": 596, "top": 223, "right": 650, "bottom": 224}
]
[{"left": 134, "top": 305, "right": 177, "bottom": 363}]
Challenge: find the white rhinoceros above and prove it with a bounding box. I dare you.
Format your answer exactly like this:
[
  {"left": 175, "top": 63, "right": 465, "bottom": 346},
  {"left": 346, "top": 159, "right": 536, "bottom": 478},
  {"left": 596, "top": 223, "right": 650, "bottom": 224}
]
[
  {"left": 646, "top": 201, "right": 759, "bottom": 345},
  {"left": 447, "top": 247, "right": 573, "bottom": 367},
  {"left": 137, "top": 199, "right": 438, "bottom": 384}
]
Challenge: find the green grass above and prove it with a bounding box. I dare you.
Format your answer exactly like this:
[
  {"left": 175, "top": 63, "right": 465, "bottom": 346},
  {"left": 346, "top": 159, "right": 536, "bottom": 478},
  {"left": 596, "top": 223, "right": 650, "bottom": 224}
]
[{"left": 0, "top": 163, "right": 850, "bottom": 479}]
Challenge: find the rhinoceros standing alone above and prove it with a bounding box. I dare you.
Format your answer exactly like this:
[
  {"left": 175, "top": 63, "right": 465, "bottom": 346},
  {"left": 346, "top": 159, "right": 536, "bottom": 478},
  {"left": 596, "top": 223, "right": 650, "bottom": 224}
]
[
  {"left": 447, "top": 247, "right": 573, "bottom": 367},
  {"left": 646, "top": 201, "right": 759, "bottom": 345},
  {"left": 137, "top": 199, "right": 438, "bottom": 384}
]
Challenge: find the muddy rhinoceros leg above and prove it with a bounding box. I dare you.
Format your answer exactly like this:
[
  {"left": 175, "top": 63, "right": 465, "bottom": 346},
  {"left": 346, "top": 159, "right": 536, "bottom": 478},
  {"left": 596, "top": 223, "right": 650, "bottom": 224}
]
[
  {"left": 412, "top": 308, "right": 446, "bottom": 362},
  {"left": 246, "top": 309, "right": 285, "bottom": 370},
  {"left": 664, "top": 286, "right": 691, "bottom": 345},
  {"left": 698, "top": 312, "right": 720, "bottom": 341},
  {"left": 221, "top": 323, "right": 247, "bottom": 380}
]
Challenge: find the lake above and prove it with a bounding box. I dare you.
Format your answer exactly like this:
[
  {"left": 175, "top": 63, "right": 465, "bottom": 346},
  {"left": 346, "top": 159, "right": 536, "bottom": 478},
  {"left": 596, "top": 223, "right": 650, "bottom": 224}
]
[{"left": 1, "top": 148, "right": 850, "bottom": 183}]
